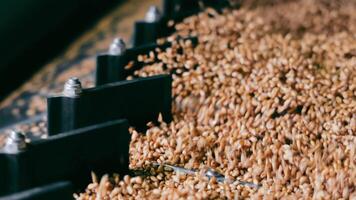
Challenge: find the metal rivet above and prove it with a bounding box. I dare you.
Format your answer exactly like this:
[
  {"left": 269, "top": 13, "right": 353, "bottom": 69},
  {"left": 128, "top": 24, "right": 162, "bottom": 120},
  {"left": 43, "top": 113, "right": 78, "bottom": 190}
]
[
  {"left": 109, "top": 38, "right": 126, "bottom": 56},
  {"left": 2, "top": 130, "right": 27, "bottom": 154},
  {"left": 145, "top": 6, "right": 161, "bottom": 23},
  {"left": 63, "top": 77, "right": 82, "bottom": 98}
]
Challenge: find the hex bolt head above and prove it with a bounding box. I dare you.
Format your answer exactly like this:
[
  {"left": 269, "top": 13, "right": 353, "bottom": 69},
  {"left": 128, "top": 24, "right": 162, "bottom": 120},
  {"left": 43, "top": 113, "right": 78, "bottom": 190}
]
[
  {"left": 145, "top": 6, "right": 161, "bottom": 23},
  {"left": 63, "top": 77, "right": 82, "bottom": 98},
  {"left": 2, "top": 130, "right": 27, "bottom": 154},
  {"left": 109, "top": 38, "right": 126, "bottom": 56}
]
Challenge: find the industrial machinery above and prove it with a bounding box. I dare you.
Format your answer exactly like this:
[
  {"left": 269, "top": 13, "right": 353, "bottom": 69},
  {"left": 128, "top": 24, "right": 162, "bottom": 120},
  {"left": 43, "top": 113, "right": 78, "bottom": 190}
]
[{"left": 0, "top": 1, "right": 231, "bottom": 199}]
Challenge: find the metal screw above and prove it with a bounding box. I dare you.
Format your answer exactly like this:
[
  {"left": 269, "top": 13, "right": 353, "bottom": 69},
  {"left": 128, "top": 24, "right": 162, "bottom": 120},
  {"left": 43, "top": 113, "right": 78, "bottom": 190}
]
[
  {"left": 145, "top": 6, "right": 161, "bottom": 23},
  {"left": 63, "top": 77, "right": 82, "bottom": 98},
  {"left": 2, "top": 130, "right": 27, "bottom": 154},
  {"left": 109, "top": 38, "right": 126, "bottom": 56}
]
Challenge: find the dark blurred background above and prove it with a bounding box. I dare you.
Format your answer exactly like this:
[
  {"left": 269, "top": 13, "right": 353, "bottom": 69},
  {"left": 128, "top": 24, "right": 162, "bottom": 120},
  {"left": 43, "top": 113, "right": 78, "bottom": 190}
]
[{"left": 0, "top": 0, "right": 123, "bottom": 101}]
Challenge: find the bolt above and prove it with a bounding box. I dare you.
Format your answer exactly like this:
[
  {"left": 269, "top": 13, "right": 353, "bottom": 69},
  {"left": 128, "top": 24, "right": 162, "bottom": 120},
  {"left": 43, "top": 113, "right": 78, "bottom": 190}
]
[
  {"left": 2, "top": 130, "right": 27, "bottom": 154},
  {"left": 145, "top": 6, "right": 161, "bottom": 23},
  {"left": 109, "top": 38, "right": 126, "bottom": 56},
  {"left": 63, "top": 77, "right": 82, "bottom": 98}
]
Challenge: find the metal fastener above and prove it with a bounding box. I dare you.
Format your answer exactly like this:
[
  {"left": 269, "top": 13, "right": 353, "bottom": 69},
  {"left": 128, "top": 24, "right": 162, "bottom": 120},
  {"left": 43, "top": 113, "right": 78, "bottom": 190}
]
[
  {"left": 145, "top": 6, "right": 161, "bottom": 23},
  {"left": 153, "top": 163, "right": 261, "bottom": 188},
  {"left": 63, "top": 77, "right": 82, "bottom": 98},
  {"left": 109, "top": 38, "right": 126, "bottom": 56},
  {"left": 1, "top": 130, "right": 27, "bottom": 154}
]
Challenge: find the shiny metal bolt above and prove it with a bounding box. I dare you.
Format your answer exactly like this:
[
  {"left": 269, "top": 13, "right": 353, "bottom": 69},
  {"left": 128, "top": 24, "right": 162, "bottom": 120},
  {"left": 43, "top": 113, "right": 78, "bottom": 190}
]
[
  {"left": 109, "top": 38, "right": 126, "bottom": 56},
  {"left": 145, "top": 6, "right": 161, "bottom": 23},
  {"left": 63, "top": 77, "right": 82, "bottom": 98},
  {"left": 2, "top": 130, "right": 27, "bottom": 154}
]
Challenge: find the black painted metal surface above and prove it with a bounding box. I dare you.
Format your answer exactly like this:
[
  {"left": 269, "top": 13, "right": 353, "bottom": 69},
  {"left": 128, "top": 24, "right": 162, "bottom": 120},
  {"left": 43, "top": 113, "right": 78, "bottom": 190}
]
[
  {"left": 163, "top": 0, "right": 230, "bottom": 22},
  {"left": 96, "top": 42, "right": 169, "bottom": 85},
  {"left": 0, "top": 119, "right": 130, "bottom": 196},
  {"left": 132, "top": 20, "right": 167, "bottom": 47},
  {"left": 0, "top": 181, "right": 73, "bottom": 200},
  {"left": 96, "top": 37, "right": 197, "bottom": 86},
  {"left": 48, "top": 75, "right": 172, "bottom": 135}
]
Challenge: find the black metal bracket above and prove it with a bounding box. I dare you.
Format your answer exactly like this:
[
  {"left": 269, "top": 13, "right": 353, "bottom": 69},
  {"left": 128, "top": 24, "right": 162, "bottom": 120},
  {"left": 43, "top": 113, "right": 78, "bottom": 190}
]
[
  {"left": 131, "top": 0, "right": 230, "bottom": 47},
  {"left": 0, "top": 181, "right": 73, "bottom": 200},
  {"left": 48, "top": 75, "right": 172, "bottom": 135},
  {"left": 96, "top": 41, "right": 170, "bottom": 85},
  {"left": 96, "top": 37, "right": 197, "bottom": 86},
  {"left": 0, "top": 119, "right": 130, "bottom": 196},
  {"left": 132, "top": 19, "right": 166, "bottom": 47},
  {"left": 162, "top": 0, "right": 230, "bottom": 22}
]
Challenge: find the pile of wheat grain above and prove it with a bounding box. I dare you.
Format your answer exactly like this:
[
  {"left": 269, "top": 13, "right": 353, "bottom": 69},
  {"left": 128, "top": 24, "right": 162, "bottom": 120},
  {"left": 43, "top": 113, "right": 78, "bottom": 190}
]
[{"left": 76, "top": 0, "right": 356, "bottom": 199}]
